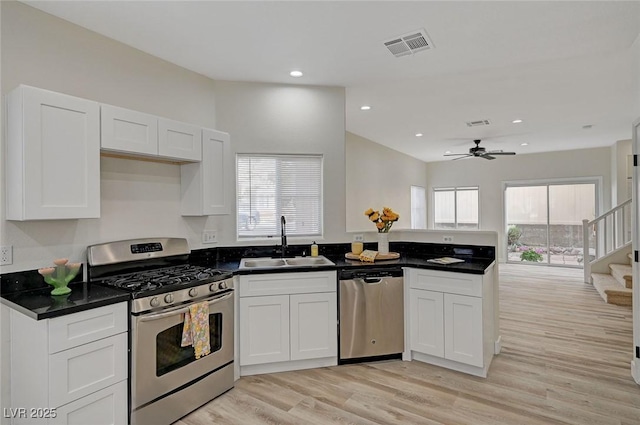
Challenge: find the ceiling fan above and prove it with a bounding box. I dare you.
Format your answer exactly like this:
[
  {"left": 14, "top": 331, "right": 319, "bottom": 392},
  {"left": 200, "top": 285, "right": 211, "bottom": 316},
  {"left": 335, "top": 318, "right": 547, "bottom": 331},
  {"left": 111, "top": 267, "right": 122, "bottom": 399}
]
[{"left": 444, "top": 139, "right": 516, "bottom": 160}]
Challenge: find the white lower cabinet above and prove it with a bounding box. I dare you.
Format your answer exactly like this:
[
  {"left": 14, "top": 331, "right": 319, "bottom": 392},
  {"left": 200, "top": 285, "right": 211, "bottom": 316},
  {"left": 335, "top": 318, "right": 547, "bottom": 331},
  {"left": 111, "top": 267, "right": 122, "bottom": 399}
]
[
  {"left": 405, "top": 266, "right": 495, "bottom": 377},
  {"left": 9, "top": 303, "right": 128, "bottom": 424},
  {"left": 238, "top": 271, "right": 337, "bottom": 375},
  {"left": 50, "top": 381, "right": 128, "bottom": 425},
  {"left": 239, "top": 294, "right": 290, "bottom": 365},
  {"left": 290, "top": 292, "right": 337, "bottom": 361}
]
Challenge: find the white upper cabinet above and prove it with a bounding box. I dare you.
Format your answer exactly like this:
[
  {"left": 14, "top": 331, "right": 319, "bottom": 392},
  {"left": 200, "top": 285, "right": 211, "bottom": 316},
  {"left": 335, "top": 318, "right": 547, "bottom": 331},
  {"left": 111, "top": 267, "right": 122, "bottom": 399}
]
[
  {"left": 158, "top": 118, "right": 202, "bottom": 161},
  {"left": 181, "top": 129, "right": 231, "bottom": 216},
  {"left": 100, "top": 104, "right": 158, "bottom": 156},
  {"left": 6, "top": 85, "right": 100, "bottom": 220},
  {"left": 101, "top": 105, "right": 202, "bottom": 162}
]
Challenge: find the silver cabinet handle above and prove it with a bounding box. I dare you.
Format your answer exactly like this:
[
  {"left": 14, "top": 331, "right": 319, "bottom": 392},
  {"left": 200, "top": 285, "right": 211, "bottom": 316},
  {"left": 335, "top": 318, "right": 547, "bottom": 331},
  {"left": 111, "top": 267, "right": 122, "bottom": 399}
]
[{"left": 138, "top": 292, "right": 233, "bottom": 322}]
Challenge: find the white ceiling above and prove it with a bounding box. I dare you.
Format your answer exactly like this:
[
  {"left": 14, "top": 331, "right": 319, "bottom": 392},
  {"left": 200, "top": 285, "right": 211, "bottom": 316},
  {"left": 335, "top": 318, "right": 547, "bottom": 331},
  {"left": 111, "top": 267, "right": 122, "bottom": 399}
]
[{"left": 23, "top": 0, "right": 640, "bottom": 162}]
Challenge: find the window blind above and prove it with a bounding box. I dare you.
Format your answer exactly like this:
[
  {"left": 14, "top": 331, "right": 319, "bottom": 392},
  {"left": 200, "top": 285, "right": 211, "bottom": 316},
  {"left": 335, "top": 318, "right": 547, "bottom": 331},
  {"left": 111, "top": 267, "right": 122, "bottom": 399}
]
[{"left": 236, "top": 154, "right": 323, "bottom": 238}]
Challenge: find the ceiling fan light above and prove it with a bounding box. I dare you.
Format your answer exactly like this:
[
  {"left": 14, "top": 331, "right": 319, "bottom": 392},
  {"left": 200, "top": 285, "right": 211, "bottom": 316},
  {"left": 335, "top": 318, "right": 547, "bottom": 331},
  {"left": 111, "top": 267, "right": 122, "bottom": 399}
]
[
  {"left": 360, "top": 105, "right": 371, "bottom": 111},
  {"left": 512, "top": 119, "right": 523, "bottom": 124}
]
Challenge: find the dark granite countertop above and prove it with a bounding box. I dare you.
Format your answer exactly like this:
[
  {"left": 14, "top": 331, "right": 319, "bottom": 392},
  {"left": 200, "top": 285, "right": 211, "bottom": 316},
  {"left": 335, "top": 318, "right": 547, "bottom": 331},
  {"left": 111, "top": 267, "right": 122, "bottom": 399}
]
[
  {"left": 1, "top": 282, "right": 130, "bottom": 320},
  {"left": 1, "top": 267, "right": 130, "bottom": 320},
  {"left": 226, "top": 254, "right": 494, "bottom": 276},
  {"left": 2, "top": 241, "right": 495, "bottom": 319}
]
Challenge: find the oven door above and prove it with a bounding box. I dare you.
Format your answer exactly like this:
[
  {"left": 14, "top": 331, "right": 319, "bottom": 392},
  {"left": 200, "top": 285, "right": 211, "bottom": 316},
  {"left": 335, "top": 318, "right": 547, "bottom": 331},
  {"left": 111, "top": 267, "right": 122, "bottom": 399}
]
[{"left": 131, "top": 290, "right": 234, "bottom": 410}]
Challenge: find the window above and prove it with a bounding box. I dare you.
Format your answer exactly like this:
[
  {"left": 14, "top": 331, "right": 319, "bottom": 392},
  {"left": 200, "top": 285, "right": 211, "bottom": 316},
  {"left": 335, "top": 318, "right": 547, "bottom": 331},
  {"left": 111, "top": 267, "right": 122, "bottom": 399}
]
[
  {"left": 410, "top": 185, "right": 426, "bottom": 229},
  {"left": 236, "top": 154, "right": 323, "bottom": 238},
  {"left": 433, "top": 186, "right": 479, "bottom": 229}
]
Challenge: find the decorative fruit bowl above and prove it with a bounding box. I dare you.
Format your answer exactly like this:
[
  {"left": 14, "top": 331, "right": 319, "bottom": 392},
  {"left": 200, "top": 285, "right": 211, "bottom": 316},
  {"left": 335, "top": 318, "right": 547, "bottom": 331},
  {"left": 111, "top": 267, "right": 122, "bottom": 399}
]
[{"left": 38, "top": 258, "right": 81, "bottom": 296}]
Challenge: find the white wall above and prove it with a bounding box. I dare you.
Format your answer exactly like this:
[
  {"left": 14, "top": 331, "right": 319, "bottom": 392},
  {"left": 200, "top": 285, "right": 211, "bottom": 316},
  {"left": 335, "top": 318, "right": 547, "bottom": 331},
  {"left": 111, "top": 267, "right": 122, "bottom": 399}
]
[
  {"left": 426, "top": 147, "right": 612, "bottom": 262},
  {"left": 611, "top": 139, "right": 632, "bottom": 206},
  {"left": 346, "top": 131, "right": 428, "bottom": 233},
  {"left": 211, "top": 80, "right": 347, "bottom": 247}
]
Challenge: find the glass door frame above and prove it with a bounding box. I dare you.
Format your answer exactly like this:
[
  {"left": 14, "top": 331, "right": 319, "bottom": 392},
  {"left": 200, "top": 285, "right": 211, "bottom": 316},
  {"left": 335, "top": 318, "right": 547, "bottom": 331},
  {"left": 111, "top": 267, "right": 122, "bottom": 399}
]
[{"left": 503, "top": 176, "right": 603, "bottom": 268}]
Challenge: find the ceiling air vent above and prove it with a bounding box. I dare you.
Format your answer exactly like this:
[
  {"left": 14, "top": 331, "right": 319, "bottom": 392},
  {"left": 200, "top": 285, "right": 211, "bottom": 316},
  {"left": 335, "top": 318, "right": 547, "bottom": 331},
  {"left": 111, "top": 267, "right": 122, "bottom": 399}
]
[
  {"left": 384, "top": 29, "right": 434, "bottom": 58},
  {"left": 466, "top": 119, "right": 491, "bottom": 127}
]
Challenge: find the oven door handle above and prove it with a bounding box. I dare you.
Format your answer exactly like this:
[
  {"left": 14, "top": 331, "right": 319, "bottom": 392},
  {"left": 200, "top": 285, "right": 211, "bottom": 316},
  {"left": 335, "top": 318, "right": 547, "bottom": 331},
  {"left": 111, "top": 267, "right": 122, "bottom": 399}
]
[{"left": 137, "top": 292, "right": 233, "bottom": 322}]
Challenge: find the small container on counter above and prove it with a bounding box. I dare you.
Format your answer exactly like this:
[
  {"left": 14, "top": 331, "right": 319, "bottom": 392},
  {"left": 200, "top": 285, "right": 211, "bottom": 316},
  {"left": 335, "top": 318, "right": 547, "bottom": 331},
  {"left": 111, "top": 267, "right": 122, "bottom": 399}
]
[
  {"left": 311, "top": 241, "right": 319, "bottom": 257},
  {"left": 351, "top": 242, "right": 363, "bottom": 255}
]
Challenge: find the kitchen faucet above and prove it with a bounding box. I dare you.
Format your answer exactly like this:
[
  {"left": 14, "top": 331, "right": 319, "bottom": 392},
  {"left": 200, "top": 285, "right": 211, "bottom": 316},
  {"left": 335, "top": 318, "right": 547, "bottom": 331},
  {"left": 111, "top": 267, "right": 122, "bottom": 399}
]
[{"left": 280, "top": 215, "right": 288, "bottom": 258}]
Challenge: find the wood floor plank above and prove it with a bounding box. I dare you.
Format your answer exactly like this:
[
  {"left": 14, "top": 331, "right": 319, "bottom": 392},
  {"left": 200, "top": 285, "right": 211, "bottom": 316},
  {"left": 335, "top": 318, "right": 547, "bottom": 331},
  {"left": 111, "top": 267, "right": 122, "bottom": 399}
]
[{"left": 178, "top": 263, "right": 640, "bottom": 424}]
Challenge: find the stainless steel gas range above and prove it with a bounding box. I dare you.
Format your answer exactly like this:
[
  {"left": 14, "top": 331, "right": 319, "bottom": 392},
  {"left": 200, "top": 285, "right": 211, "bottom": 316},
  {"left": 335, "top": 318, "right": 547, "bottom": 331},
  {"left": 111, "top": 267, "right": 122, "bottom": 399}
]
[{"left": 87, "top": 238, "right": 234, "bottom": 425}]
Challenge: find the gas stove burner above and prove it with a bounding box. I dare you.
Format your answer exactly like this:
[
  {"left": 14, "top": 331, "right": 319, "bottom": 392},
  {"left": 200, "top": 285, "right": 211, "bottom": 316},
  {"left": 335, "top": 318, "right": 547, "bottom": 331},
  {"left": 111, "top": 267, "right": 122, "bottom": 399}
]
[{"left": 94, "top": 264, "right": 232, "bottom": 295}]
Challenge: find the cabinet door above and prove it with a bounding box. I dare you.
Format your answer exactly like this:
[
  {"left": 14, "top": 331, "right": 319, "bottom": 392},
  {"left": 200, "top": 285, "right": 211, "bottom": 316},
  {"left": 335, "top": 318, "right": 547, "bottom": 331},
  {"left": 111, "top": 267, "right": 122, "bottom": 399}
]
[
  {"left": 409, "top": 289, "right": 444, "bottom": 358},
  {"left": 239, "top": 295, "right": 290, "bottom": 365},
  {"left": 180, "top": 129, "right": 231, "bottom": 215},
  {"left": 50, "top": 380, "right": 127, "bottom": 425},
  {"left": 101, "top": 104, "right": 158, "bottom": 156},
  {"left": 444, "top": 293, "right": 483, "bottom": 367},
  {"left": 158, "top": 118, "right": 202, "bottom": 161},
  {"left": 7, "top": 85, "right": 100, "bottom": 220},
  {"left": 49, "top": 333, "right": 128, "bottom": 408},
  {"left": 290, "top": 292, "right": 337, "bottom": 361}
]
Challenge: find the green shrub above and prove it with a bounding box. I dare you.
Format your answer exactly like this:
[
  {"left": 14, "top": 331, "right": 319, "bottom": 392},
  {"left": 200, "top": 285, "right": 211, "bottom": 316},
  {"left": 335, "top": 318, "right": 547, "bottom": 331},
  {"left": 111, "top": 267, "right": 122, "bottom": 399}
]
[
  {"left": 520, "top": 248, "right": 543, "bottom": 262},
  {"left": 507, "top": 226, "right": 522, "bottom": 246}
]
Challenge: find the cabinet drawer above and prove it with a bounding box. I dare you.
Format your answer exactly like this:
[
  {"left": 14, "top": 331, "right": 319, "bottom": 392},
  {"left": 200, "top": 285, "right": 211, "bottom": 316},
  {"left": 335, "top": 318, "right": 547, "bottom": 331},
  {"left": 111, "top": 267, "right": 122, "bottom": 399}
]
[
  {"left": 50, "top": 380, "right": 128, "bottom": 425},
  {"left": 49, "top": 333, "right": 128, "bottom": 408},
  {"left": 239, "top": 271, "right": 336, "bottom": 297},
  {"left": 408, "top": 269, "right": 482, "bottom": 297},
  {"left": 48, "top": 303, "right": 128, "bottom": 354}
]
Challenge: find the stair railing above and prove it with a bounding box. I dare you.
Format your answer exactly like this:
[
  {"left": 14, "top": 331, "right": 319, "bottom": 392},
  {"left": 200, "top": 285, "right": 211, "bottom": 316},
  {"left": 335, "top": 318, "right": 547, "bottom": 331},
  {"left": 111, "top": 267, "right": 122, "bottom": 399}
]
[{"left": 583, "top": 198, "right": 632, "bottom": 283}]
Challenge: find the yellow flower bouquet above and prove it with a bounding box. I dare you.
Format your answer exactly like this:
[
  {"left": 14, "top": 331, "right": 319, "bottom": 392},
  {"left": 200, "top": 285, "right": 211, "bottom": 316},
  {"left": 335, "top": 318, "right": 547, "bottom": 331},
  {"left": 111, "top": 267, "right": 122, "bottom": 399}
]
[{"left": 364, "top": 207, "right": 399, "bottom": 233}]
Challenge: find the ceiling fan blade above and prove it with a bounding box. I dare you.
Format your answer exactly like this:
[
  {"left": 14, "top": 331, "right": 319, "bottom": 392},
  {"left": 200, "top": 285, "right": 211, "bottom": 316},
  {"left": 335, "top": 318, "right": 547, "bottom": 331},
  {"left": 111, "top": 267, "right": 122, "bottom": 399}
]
[
  {"left": 452, "top": 155, "right": 472, "bottom": 160},
  {"left": 488, "top": 152, "right": 516, "bottom": 155},
  {"left": 444, "top": 153, "right": 470, "bottom": 157},
  {"left": 481, "top": 155, "right": 496, "bottom": 160}
]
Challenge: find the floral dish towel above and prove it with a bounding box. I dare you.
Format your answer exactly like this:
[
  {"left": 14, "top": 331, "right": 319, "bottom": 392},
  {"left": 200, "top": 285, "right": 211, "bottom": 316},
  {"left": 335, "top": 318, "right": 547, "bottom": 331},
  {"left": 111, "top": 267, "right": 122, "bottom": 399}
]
[{"left": 181, "top": 301, "right": 211, "bottom": 359}]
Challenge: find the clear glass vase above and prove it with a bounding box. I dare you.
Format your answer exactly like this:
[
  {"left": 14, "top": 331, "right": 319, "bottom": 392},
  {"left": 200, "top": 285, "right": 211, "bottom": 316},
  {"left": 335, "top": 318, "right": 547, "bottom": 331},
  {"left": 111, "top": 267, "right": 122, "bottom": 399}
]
[{"left": 377, "top": 232, "right": 389, "bottom": 255}]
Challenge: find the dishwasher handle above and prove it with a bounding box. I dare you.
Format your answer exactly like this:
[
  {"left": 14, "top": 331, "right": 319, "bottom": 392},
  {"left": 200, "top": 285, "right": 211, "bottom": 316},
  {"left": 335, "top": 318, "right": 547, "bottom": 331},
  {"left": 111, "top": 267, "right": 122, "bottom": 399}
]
[{"left": 363, "top": 277, "right": 382, "bottom": 284}]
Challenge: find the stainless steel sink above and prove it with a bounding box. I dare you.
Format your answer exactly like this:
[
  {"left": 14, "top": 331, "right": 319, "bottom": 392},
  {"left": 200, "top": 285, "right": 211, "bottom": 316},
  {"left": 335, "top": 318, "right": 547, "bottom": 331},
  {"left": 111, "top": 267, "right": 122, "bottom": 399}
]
[
  {"left": 241, "top": 258, "right": 286, "bottom": 268},
  {"left": 285, "top": 257, "right": 333, "bottom": 266},
  {"left": 239, "top": 256, "right": 335, "bottom": 269}
]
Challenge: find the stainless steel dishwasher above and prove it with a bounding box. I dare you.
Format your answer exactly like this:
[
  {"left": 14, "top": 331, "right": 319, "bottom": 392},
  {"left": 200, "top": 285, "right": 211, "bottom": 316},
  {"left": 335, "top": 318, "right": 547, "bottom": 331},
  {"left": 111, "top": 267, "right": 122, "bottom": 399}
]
[{"left": 339, "top": 267, "right": 404, "bottom": 363}]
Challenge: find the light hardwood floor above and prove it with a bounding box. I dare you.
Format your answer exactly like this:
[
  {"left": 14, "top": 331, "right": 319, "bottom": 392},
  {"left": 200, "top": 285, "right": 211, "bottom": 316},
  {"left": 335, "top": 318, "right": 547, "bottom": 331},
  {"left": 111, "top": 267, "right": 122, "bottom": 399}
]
[{"left": 177, "top": 264, "right": 639, "bottom": 425}]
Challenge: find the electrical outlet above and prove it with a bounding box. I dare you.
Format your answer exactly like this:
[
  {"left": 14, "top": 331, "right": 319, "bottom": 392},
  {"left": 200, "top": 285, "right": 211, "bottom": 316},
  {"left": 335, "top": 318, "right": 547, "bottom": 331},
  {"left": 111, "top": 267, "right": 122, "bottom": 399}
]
[
  {"left": 443, "top": 236, "right": 454, "bottom": 243},
  {"left": 202, "top": 231, "right": 217, "bottom": 244},
  {"left": 353, "top": 234, "right": 364, "bottom": 242},
  {"left": 0, "top": 246, "right": 13, "bottom": 265}
]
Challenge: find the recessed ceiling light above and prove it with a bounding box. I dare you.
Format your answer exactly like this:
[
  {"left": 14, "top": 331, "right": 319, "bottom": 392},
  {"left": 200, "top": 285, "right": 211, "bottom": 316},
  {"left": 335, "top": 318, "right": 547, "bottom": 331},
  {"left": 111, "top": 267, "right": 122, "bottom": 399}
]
[
  {"left": 582, "top": 124, "right": 593, "bottom": 129},
  {"left": 360, "top": 105, "right": 371, "bottom": 111},
  {"left": 512, "top": 119, "right": 523, "bottom": 124},
  {"left": 520, "top": 142, "right": 528, "bottom": 146},
  {"left": 445, "top": 150, "right": 451, "bottom": 154},
  {"left": 415, "top": 133, "right": 423, "bottom": 137},
  {"left": 289, "top": 70, "right": 303, "bottom": 77}
]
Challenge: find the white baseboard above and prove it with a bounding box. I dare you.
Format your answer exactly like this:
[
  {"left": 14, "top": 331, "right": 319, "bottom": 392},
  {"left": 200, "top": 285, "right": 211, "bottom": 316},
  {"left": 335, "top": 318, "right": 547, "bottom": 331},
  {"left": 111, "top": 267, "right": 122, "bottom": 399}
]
[
  {"left": 632, "top": 360, "right": 640, "bottom": 385},
  {"left": 494, "top": 336, "right": 502, "bottom": 354},
  {"left": 240, "top": 357, "right": 337, "bottom": 376}
]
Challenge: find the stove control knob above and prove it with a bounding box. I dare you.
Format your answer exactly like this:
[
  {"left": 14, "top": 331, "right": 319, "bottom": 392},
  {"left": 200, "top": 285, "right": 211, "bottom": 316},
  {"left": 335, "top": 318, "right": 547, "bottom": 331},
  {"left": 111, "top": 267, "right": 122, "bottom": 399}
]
[
  {"left": 218, "top": 281, "right": 227, "bottom": 290},
  {"left": 150, "top": 297, "right": 160, "bottom": 308},
  {"left": 164, "top": 294, "right": 174, "bottom": 304},
  {"left": 209, "top": 283, "right": 217, "bottom": 292},
  {"left": 188, "top": 288, "right": 198, "bottom": 298}
]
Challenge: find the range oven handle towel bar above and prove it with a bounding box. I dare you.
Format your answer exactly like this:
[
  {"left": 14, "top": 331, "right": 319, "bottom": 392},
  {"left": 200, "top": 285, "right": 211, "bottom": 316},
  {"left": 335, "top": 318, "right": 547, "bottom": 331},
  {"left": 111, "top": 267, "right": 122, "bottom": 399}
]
[{"left": 138, "top": 292, "right": 232, "bottom": 322}]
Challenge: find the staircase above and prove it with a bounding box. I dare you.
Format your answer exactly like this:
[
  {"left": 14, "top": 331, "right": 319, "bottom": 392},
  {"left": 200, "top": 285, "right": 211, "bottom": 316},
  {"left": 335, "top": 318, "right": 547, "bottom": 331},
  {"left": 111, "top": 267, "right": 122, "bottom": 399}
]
[
  {"left": 582, "top": 198, "right": 632, "bottom": 306},
  {"left": 591, "top": 253, "right": 632, "bottom": 306}
]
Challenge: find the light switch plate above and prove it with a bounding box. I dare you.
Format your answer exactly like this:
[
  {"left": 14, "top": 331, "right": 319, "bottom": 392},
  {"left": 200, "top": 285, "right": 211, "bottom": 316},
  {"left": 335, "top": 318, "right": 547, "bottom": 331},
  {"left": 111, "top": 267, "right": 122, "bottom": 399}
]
[
  {"left": 443, "top": 236, "right": 454, "bottom": 243},
  {"left": 202, "top": 231, "right": 217, "bottom": 244}
]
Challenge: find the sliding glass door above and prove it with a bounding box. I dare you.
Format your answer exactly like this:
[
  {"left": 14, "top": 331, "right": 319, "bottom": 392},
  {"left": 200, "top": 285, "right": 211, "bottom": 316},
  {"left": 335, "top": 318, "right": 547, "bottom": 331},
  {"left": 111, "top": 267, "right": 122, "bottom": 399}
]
[{"left": 505, "top": 180, "right": 598, "bottom": 267}]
